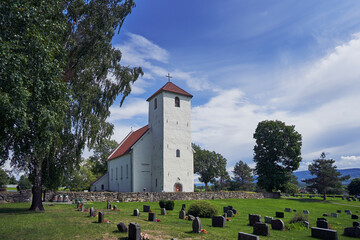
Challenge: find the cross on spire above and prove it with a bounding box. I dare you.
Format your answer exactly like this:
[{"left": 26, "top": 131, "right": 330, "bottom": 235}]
[{"left": 165, "top": 73, "right": 172, "bottom": 82}]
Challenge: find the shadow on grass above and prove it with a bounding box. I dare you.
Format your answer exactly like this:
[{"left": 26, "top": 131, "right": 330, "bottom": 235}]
[
  {"left": 285, "top": 198, "right": 325, "bottom": 203},
  {"left": 0, "top": 208, "right": 45, "bottom": 214}
]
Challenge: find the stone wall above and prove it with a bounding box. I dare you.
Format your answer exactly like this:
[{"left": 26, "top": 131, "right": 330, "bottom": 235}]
[
  {"left": 0, "top": 190, "right": 32, "bottom": 203},
  {"left": 45, "top": 191, "right": 280, "bottom": 203}
]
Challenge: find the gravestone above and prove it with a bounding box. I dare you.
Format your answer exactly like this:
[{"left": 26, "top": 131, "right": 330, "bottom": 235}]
[
  {"left": 264, "top": 216, "right": 273, "bottom": 224},
  {"left": 311, "top": 227, "right": 337, "bottom": 240},
  {"left": 107, "top": 201, "right": 110, "bottom": 209},
  {"left": 354, "top": 222, "right": 360, "bottom": 227},
  {"left": 113, "top": 205, "right": 117, "bottom": 211},
  {"left": 323, "top": 213, "right": 329, "bottom": 217},
  {"left": 109, "top": 204, "right": 112, "bottom": 210},
  {"left": 238, "top": 232, "right": 259, "bottom": 240},
  {"left": 337, "top": 210, "right": 341, "bottom": 213},
  {"left": 148, "top": 212, "right": 156, "bottom": 222},
  {"left": 331, "top": 213, "right": 338, "bottom": 218},
  {"left": 223, "top": 212, "right": 227, "bottom": 218},
  {"left": 143, "top": 205, "right": 150, "bottom": 212},
  {"left": 181, "top": 204, "right": 186, "bottom": 211},
  {"left": 192, "top": 217, "right": 201, "bottom": 233},
  {"left": 232, "top": 209, "right": 238, "bottom": 214},
  {"left": 133, "top": 209, "right": 140, "bottom": 216},
  {"left": 344, "top": 227, "right": 360, "bottom": 238},
  {"left": 316, "top": 220, "right": 329, "bottom": 229},
  {"left": 249, "top": 214, "right": 261, "bottom": 226},
  {"left": 303, "top": 210, "right": 309, "bottom": 214},
  {"left": 90, "top": 207, "right": 94, "bottom": 217},
  {"left": 303, "top": 221, "right": 310, "bottom": 229},
  {"left": 161, "top": 208, "right": 166, "bottom": 215},
  {"left": 128, "top": 222, "right": 141, "bottom": 240},
  {"left": 276, "top": 212, "right": 284, "bottom": 218},
  {"left": 81, "top": 204, "right": 85, "bottom": 212},
  {"left": 271, "top": 219, "right": 284, "bottom": 230},
  {"left": 223, "top": 207, "right": 229, "bottom": 213},
  {"left": 98, "top": 212, "right": 104, "bottom": 223},
  {"left": 76, "top": 201, "right": 80, "bottom": 208},
  {"left": 212, "top": 216, "right": 225, "bottom": 228},
  {"left": 345, "top": 210, "right": 352, "bottom": 215},
  {"left": 227, "top": 210, "right": 234, "bottom": 217},
  {"left": 188, "top": 215, "right": 195, "bottom": 221},
  {"left": 228, "top": 206, "right": 233, "bottom": 210},
  {"left": 179, "top": 210, "right": 186, "bottom": 219},
  {"left": 352, "top": 214, "right": 359, "bottom": 219},
  {"left": 253, "top": 222, "right": 270, "bottom": 236},
  {"left": 285, "top": 208, "right": 291, "bottom": 212},
  {"left": 293, "top": 209, "right": 297, "bottom": 212},
  {"left": 117, "top": 222, "right": 128, "bottom": 232}
]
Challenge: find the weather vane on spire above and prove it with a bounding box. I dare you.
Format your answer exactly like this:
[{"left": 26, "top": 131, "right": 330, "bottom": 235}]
[{"left": 165, "top": 73, "right": 172, "bottom": 82}]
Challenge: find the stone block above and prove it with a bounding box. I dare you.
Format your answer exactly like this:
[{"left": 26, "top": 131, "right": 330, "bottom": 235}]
[
  {"left": 227, "top": 210, "right": 234, "bottom": 217},
  {"left": 98, "top": 212, "right": 104, "bottom": 223},
  {"left": 238, "top": 232, "right": 259, "bottom": 240},
  {"left": 232, "top": 209, "right": 238, "bottom": 214},
  {"left": 271, "top": 219, "right": 284, "bottom": 230},
  {"left": 179, "top": 210, "right": 186, "bottom": 219},
  {"left": 148, "top": 212, "right": 156, "bottom": 222},
  {"left": 331, "top": 213, "right": 338, "bottom": 218},
  {"left": 353, "top": 221, "right": 360, "bottom": 227},
  {"left": 212, "top": 216, "right": 225, "bottom": 228},
  {"left": 188, "top": 215, "right": 195, "bottom": 221},
  {"left": 161, "top": 208, "right": 166, "bottom": 215},
  {"left": 311, "top": 227, "right": 337, "bottom": 240},
  {"left": 223, "top": 206, "right": 229, "bottom": 213},
  {"left": 117, "top": 222, "right": 127, "bottom": 232},
  {"left": 316, "top": 220, "right": 329, "bottom": 229},
  {"left": 303, "top": 210, "right": 309, "bottom": 214},
  {"left": 276, "top": 212, "right": 284, "bottom": 218},
  {"left": 249, "top": 214, "right": 261, "bottom": 226},
  {"left": 192, "top": 217, "right": 201, "bottom": 233},
  {"left": 285, "top": 208, "right": 291, "bottom": 212},
  {"left": 128, "top": 222, "right": 141, "bottom": 240},
  {"left": 264, "top": 216, "right": 273, "bottom": 224},
  {"left": 344, "top": 227, "right": 360, "bottom": 238},
  {"left": 352, "top": 214, "right": 359, "bottom": 219},
  {"left": 317, "top": 218, "right": 327, "bottom": 221},
  {"left": 133, "top": 209, "right": 140, "bottom": 216},
  {"left": 337, "top": 210, "right": 341, "bottom": 213},
  {"left": 253, "top": 222, "right": 270, "bottom": 236},
  {"left": 143, "top": 205, "right": 150, "bottom": 212}
]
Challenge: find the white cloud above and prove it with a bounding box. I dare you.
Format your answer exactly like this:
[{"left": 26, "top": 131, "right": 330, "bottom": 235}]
[
  {"left": 109, "top": 98, "right": 148, "bottom": 122},
  {"left": 337, "top": 155, "right": 360, "bottom": 169}
]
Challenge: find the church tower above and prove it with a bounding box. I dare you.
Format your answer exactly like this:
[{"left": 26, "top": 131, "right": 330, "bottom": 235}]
[{"left": 147, "top": 81, "right": 194, "bottom": 192}]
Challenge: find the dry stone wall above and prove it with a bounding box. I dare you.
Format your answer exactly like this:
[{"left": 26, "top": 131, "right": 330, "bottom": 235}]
[{"left": 0, "top": 190, "right": 31, "bottom": 203}]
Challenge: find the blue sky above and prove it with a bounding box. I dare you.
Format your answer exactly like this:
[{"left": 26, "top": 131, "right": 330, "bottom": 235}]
[{"left": 104, "top": 0, "right": 360, "bottom": 177}]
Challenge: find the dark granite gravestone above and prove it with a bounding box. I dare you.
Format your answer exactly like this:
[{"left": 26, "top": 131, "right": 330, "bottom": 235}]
[
  {"left": 344, "top": 227, "right": 360, "bottom": 238},
  {"left": 148, "top": 212, "right": 156, "bottom": 222},
  {"left": 303, "top": 210, "right": 309, "bottom": 214},
  {"left": 90, "top": 207, "right": 94, "bottom": 217},
  {"left": 161, "top": 208, "right": 166, "bottom": 215},
  {"left": 238, "top": 232, "right": 259, "bottom": 240},
  {"left": 311, "top": 227, "right": 337, "bottom": 240},
  {"left": 354, "top": 221, "right": 360, "bottom": 227},
  {"left": 181, "top": 204, "right": 186, "bottom": 211},
  {"left": 253, "top": 222, "right": 270, "bottom": 236},
  {"left": 117, "top": 222, "right": 128, "bottom": 232},
  {"left": 109, "top": 204, "right": 112, "bottom": 210},
  {"left": 323, "top": 213, "right": 329, "bottom": 217},
  {"left": 345, "top": 210, "right": 352, "bottom": 215},
  {"left": 128, "top": 222, "right": 141, "bottom": 240},
  {"left": 331, "top": 213, "right": 338, "bottom": 218},
  {"left": 249, "top": 214, "right": 261, "bottom": 226},
  {"left": 107, "top": 201, "right": 110, "bottom": 209},
  {"left": 337, "top": 210, "right": 341, "bottom": 213},
  {"left": 303, "top": 221, "right": 310, "bottom": 229},
  {"left": 143, "top": 205, "right": 150, "bottom": 212},
  {"left": 271, "top": 219, "right": 284, "bottom": 230},
  {"left": 264, "top": 216, "right": 273, "bottom": 224},
  {"left": 352, "top": 214, "right": 359, "bottom": 219},
  {"left": 293, "top": 209, "right": 297, "bottom": 212},
  {"left": 276, "top": 212, "right": 284, "bottom": 218},
  {"left": 316, "top": 220, "right": 329, "bottom": 229},
  {"left": 179, "top": 210, "right": 186, "bottom": 219},
  {"left": 285, "top": 208, "right": 291, "bottom": 212},
  {"left": 98, "top": 212, "right": 104, "bottom": 223},
  {"left": 232, "top": 209, "right": 238, "bottom": 214},
  {"left": 212, "top": 216, "right": 225, "bottom": 228},
  {"left": 227, "top": 210, "right": 234, "bottom": 217},
  {"left": 188, "top": 215, "right": 195, "bottom": 221},
  {"left": 133, "top": 209, "right": 140, "bottom": 216},
  {"left": 113, "top": 205, "right": 117, "bottom": 211},
  {"left": 192, "top": 217, "right": 201, "bottom": 233},
  {"left": 223, "top": 207, "right": 229, "bottom": 213},
  {"left": 228, "top": 206, "right": 233, "bottom": 210}
]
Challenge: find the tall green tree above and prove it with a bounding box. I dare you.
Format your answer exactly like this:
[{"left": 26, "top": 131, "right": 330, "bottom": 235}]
[
  {"left": 348, "top": 178, "right": 360, "bottom": 196},
  {"left": 303, "top": 153, "right": 350, "bottom": 200},
  {"left": 0, "top": 168, "right": 9, "bottom": 187},
  {"left": 193, "top": 143, "right": 228, "bottom": 191},
  {"left": 232, "top": 160, "right": 254, "bottom": 191},
  {"left": 89, "top": 139, "right": 119, "bottom": 176},
  {"left": 0, "top": 0, "right": 142, "bottom": 211},
  {"left": 64, "top": 159, "right": 97, "bottom": 191},
  {"left": 253, "top": 120, "right": 302, "bottom": 192},
  {"left": 18, "top": 175, "right": 32, "bottom": 190}
]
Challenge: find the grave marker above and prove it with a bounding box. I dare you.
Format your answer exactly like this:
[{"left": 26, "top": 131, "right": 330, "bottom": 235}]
[
  {"left": 249, "top": 214, "right": 261, "bottom": 226},
  {"left": 148, "top": 212, "right": 156, "bottom": 222},
  {"left": 238, "top": 232, "right": 259, "bottom": 240},
  {"left": 128, "top": 223, "right": 141, "bottom": 240},
  {"left": 264, "top": 216, "right": 273, "bottom": 224},
  {"left": 276, "top": 212, "right": 284, "bottom": 218},
  {"left": 316, "top": 220, "right": 329, "bottom": 229},
  {"left": 303, "top": 210, "right": 309, "bottom": 214},
  {"left": 271, "top": 219, "right": 284, "bottom": 231},
  {"left": 285, "top": 208, "right": 291, "bottom": 212},
  {"left": 98, "top": 212, "right": 104, "bottom": 223},
  {"left": 179, "top": 210, "right": 186, "bottom": 219},
  {"left": 352, "top": 214, "right": 359, "bottom": 219},
  {"left": 344, "top": 227, "right": 360, "bottom": 238},
  {"left": 212, "top": 216, "right": 225, "bottom": 228},
  {"left": 192, "top": 217, "right": 201, "bottom": 233},
  {"left": 311, "top": 227, "right": 337, "bottom": 240},
  {"left": 117, "top": 222, "right": 128, "bottom": 232},
  {"left": 161, "top": 208, "right": 166, "bottom": 215},
  {"left": 353, "top": 222, "right": 360, "bottom": 227},
  {"left": 133, "top": 209, "right": 140, "bottom": 216},
  {"left": 227, "top": 210, "right": 234, "bottom": 217},
  {"left": 253, "top": 222, "right": 270, "bottom": 236},
  {"left": 188, "top": 215, "right": 195, "bottom": 221},
  {"left": 331, "top": 213, "right": 338, "bottom": 218}
]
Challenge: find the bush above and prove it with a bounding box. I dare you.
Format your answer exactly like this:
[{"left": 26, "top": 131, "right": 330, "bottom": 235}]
[
  {"left": 159, "top": 200, "right": 175, "bottom": 210},
  {"left": 188, "top": 201, "right": 218, "bottom": 218},
  {"left": 289, "top": 212, "right": 309, "bottom": 224}
]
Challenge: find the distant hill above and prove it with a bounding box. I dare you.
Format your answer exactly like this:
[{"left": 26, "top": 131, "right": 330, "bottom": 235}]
[{"left": 294, "top": 168, "right": 360, "bottom": 185}]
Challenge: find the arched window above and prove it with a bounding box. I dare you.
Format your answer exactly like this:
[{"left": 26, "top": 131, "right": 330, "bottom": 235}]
[
  {"left": 176, "top": 149, "right": 180, "bottom": 157},
  {"left": 154, "top": 98, "right": 157, "bottom": 109},
  {"left": 175, "top": 97, "right": 180, "bottom": 107}
]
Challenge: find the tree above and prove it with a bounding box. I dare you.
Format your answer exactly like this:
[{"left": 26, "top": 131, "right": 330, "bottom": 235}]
[
  {"left": 193, "top": 144, "right": 228, "bottom": 191},
  {"left": 8, "top": 175, "right": 17, "bottom": 185},
  {"left": 0, "top": 0, "right": 142, "bottom": 211},
  {"left": 253, "top": 120, "right": 302, "bottom": 192},
  {"left": 64, "top": 159, "right": 97, "bottom": 191},
  {"left": 348, "top": 178, "right": 360, "bottom": 196},
  {"left": 303, "top": 153, "right": 350, "bottom": 200},
  {"left": 0, "top": 168, "right": 9, "bottom": 187},
  {"left": 18, "top": 175, "right": 32, "bottom": 190},
  {"left": 211, "top": 170, "right": 231, "bottom": 191},
  {"left": 89, "top": 139, "right": 119, "bottom": 176},
  {"left": 232, "top": 160, "right": 255, "bottom": 191}
]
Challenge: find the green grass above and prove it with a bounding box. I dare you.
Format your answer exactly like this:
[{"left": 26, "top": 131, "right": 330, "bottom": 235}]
[
  {"left": 0, "top": 197, "right": 359, "bottom": 239},
  {"left": 5, "top": 187, "right": 17, "bottom": 191}
]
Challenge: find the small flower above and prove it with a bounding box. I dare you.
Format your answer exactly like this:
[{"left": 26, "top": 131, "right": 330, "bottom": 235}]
[
  {"left": 226, "top": 218, "right": 231, "bottom": 221},
  {"left": 237, "top": 213, "right": 239, "bottom": 215},
  {"left": 117, "top": 209, "right": 120, "bottom": 211},
  {"left": 150, "top": 210, "right": 153, "bottom": 213},
  {"left": 156, "top": 219, "right": 161, "bottom": 222},
  {"left": 84, "top": 209, "right": 87, "bottom": 212}
]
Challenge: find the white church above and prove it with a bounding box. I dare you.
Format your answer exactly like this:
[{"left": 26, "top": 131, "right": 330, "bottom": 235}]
[{"left": 91, "top": 81, "right": 194, "bottom": 192}]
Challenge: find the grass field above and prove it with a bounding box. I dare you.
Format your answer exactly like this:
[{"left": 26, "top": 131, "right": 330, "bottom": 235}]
[{"left": 0, "top": 197, "right": 359, "bottom": 239}]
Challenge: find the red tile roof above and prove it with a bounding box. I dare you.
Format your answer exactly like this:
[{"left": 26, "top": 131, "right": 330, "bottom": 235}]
[
  {"left": 146, "top": 82, "right": 193, "bottom": 101},
  {"left": 107, "top": 125, "right": 149, "bottom": 160}
]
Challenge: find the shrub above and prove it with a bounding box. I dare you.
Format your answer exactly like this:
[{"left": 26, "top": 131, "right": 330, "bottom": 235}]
[
  {"left": 159, "top": 200, "right": 175, "bottom": 210},
  {"left": 188, "top": 201, "right": 218, "bottom": 218},
  {"left": 289, "top": 212, "right": 309, "bottom": 224}
]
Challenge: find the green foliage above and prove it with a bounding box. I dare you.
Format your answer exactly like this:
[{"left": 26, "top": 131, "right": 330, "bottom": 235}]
[
  {"left": 18, "top": 175, "right": 32, "bottom": 190},
  {"left": 0, "top": 168, "right": 9, "bottom": 187},
  {"left": 348, "top": 178, "right": 360, "bottom": 195},
  {"left": 253, "top": 120, "right": 302, "bottom": 192},
  {"left": 188, "top": 201, "right": 218, "bottom": 218},
  {"left": 89, "top": 139, "right": 118, "bottom": 175},
  {"left": 193, "top": 143, "right": 228, "bottom": 191},
  {"left": 64, "top": 159, "right": 97, "bottom": 191},
  {"left": 8, "top": 175, "right": 17, "bottom": 184},
  {"left": 289, "top": 212, "right": 309, "bottom": 223},
  {"left": 303, "top": 153, "right": 350, "bottom": 199},
  {"left": 159, "top": 200, "right": 175, "bottom": 210},
  {"left": 284, "top": 182, "right": 299, "bottom": 194},
  {"left": 231, "top": 160, "right": 255, "bottom": 191}
]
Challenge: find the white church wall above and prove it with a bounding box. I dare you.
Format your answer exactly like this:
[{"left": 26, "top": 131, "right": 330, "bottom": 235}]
[
  {"left": 132, "top": 132, "right": 153, "bottom": 192},
  {"left": 108, "top": 154, "right": 131, "bottom": 192},
  {"left": 90, "top": 172, "right": 108, "bottom": 192}
]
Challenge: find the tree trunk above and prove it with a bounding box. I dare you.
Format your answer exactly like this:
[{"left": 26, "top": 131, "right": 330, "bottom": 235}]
[
  {"left": 323, "top": 193, "right": 327, "bottom": 201},
  {"left": 205, "top": 182, "right": 208, "bottom": 191},
  {"left": 30, "top": 166, "right": 44, "bottom": 211}
]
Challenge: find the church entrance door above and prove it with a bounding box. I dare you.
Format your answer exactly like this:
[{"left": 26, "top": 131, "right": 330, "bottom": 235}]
[{"left": 175, "top": 183, "right": 182, "bottom": 192}]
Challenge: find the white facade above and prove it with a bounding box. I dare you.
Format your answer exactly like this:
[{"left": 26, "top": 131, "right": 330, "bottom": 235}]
[{"left": 96, "top": 82, "right": 194, "bottom": 192}]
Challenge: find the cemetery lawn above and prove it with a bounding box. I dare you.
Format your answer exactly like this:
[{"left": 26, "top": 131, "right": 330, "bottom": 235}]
[{"left": 1, "top": 197, "right": 360, "bottom": 239}]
